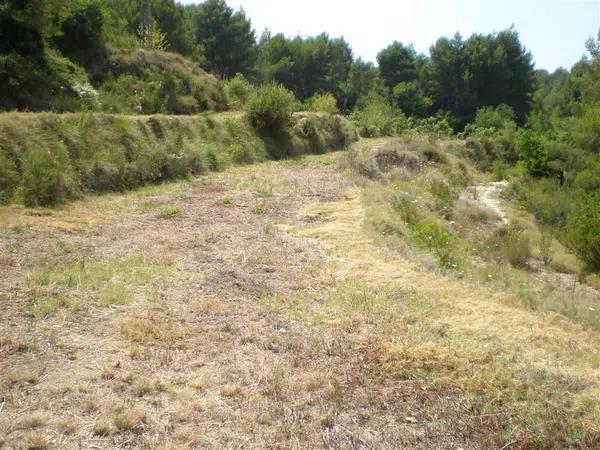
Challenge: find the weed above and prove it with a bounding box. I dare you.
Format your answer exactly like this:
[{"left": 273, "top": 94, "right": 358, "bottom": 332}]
[
  {"left": 413, "top": 220, "right": 459, "bottom": 268},
  {"left": 221, "top": 196, "right": 232, "bottom": 205},
  {"left": 133, "top": 378, "right": 155, "bottom": 397},
  {"left": 540, "top": 228, "right": 554, "bottom": 266},
  {"left": 28, "top": 295, "right": 69, "bottom": 319},
  {"left": 99, "top": 282, "right": 131, "bottom": 305},
  {"left": 220, "top": 384, "right": 244, "bottom": 397},
  {"left": 57, "top": 418, "right": 77, "bottom": 435},
  {"left": 503, "top": 226, "right": 531, "bottom": 268},
  {"left": 28, "top": 256, "right": 171, "bottom": 314},
  {"left": 162, "top": 206, "right": 181, "bottom": 218},
  {"left": 19, "top": 414, "right": 46, "bottom": 429},
  {"left": 252, "top": 201, "right": 267, "bottom": 214}
]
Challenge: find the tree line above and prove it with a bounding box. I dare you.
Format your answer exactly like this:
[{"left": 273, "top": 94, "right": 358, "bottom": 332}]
[{"left": 1, "top": 0, "right": 535, "bottom": 129}]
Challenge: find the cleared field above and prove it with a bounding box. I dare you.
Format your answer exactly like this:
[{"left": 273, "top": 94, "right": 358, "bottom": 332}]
[{"left": 0, "top": 142, "right": 599, "bottom": 449}]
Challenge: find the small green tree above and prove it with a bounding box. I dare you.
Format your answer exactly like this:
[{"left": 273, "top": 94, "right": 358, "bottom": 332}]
[
  {"left": 392, "top": 81, "right": 432, "bottom": 117},
  {"left": 517, "top": 131, "right": 549, "bottom": 177},
  {"left": 20, "top": 145, "right": 72, "bottom": 206},
  {"left": 245, "top": 84, "right": 296, "bottom": 135},
  {"left": 138, "top": 19, "right": 169, "bottom": 51},
  {"left": 227, "top": 73, "right": 252, "bottom": 109},
  {"left": 565, "top": 191, "right": 600, "bottom": 273},
  {"left": 412, "top": 220, "right": 458, "bottom": 268},
  {"left": 472, "top": 104, "right": 516, "bottom": 131},
  {"left": 307, "top": 92, "right": 339, "bottom": 114}
]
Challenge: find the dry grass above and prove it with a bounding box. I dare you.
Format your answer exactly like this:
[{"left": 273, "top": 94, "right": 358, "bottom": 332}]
[
  {"left": 23, "top": 433, "right": 48, "bottom": 450},
  {"left": 112, "top": 408, "right": 147, "bottom": 432},
  {"left": 92, "top": 420, "right": 114, "bottom": 437},
  {"left": 56, "top": 418, "right": 77, "bottom": 435},
  {"left": 17, "top": 414, "right": 46, "bottom": 430},
  {"left": 1, "top": 142, "right": 599, "bottom": 448}
]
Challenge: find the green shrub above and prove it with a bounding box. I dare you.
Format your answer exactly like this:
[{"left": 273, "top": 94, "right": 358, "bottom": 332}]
[
  {"left": 307, "top": 92, "right": 339, "bottom": 114},
  {"left": 413, "top": 220, "right": 458, "bottom": 268},
  {"left": 20, "top": 144, "right": 73, "bottom": 207},
  {"left": 470, "top": 104, "right": 516, "bottom": 132},
  {"left": 0, "top": 151, "right": 18, "bottom": 203},
  {"left": 228, "top": 143, "right": 254, "bottom": 164},
  {"left": 565, "top": 191, "right": 600, "bottom": 273},
  {"left": 518, "top": 178, "right": 571, "bottom": 227},
  {"left": 391, "top": 192, "right": 420, "bottom": 226},
  {"left": 407, "top": 116, "right": 453, "bottom": 137},
  {"left": 502, "top": 226, "right": 531, "bottom": 268},
  {"left": 350, "top": 94, "right": 405, "bottom": 137},
  {"left": 245, "top": 84, "right": 296, "bottom": 135},
  {"left": 574, "top": 156, "right": 600, "bottom": 192},
  {"left": 162, "top": 206, "right": 181, "bottom": 218},
  {"left": 227, "top": 73, "right": 252, "bottom": 109},
  {"left": 429, "top": 179, "right": 455, "bottom": 219},
  {"left": 518, "top": 131, "right": 549, "bottom": 177}
]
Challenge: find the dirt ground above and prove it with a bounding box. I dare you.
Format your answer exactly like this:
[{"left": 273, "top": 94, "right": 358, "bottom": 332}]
[{"left": 1, "top": 151, "right": 599, "bottom": 449}]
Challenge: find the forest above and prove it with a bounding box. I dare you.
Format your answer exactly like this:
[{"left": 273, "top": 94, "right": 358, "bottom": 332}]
[{"left": 0, "top": 0, "right": 599, "bottom": 274}]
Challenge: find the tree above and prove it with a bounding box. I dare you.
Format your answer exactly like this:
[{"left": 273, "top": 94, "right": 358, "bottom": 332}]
[
  {"left": 425, "top": 33, "right": 472, "bottom": 126},
  {"left": 376, "top": 41, "right": 418, "bottom": 88},
  {"left": 256, "top": 32, "right": 352, "bottom": 101},
  {"left": 339, "top": 58, "right": 380, "bottom": 112},
  {"left": 392, "top": 81, "right": 432, "bottom": 117},
  {"left": 565, "top": 191, "right": 600, "bottom": 272},
  {"left": 138, "top": 18, "right": 168, "bottom": 51},
  {"left": 462, "top": 29, "right": 535, "bottom": 125},
  {"left": 191, "top": 0, "right": 256, "bottom": 78},
  {"left": 55, "top": 2, "right": 104, "bottom": 66}
]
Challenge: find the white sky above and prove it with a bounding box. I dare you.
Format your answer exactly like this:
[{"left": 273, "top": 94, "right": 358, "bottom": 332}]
[{"left": 179, "top": 0, "right": 600, "bottom": 71}]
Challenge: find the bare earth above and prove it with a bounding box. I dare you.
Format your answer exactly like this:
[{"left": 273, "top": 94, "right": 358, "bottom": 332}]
[{"left": 1, "top": 153, "right": 599, "bottom": 449}]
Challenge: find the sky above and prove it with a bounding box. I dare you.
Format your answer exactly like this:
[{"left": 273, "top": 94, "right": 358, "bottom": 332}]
[{"left": 179, "top": 0, "right": 600, "bottom": 71}]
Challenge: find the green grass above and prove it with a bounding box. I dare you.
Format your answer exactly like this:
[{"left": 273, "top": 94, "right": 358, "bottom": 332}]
[
  {"left": 475, "top": 265, "right": 600, "bottom": 331},
  {"left": 162, "top": 206, "right": 181, "bottom": 218},
  {"left": 252, "top": 201, "right": 267, "bottom": 214},
  {"left": 28, "top": 255, "right": 172, "bottom": 317},
  {"left": 0, "top": 111, "right": 357, "bottom": 207}
]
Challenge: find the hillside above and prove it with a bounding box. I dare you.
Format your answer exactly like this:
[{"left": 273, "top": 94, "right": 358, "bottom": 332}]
[
  {"left": 0, "top": 111, "right": 356, "bottom": 206},
  {"left": 0, "top": 136, "right": 599, "bottom": 449}
]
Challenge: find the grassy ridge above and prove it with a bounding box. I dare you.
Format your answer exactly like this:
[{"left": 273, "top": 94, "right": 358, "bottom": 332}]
[{"left": 0, "top": 111, "right": 357, "bottom": 206}]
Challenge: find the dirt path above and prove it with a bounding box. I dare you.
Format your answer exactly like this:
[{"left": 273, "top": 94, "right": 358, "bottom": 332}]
[
  {"left": 1, "top": 153, "right": 599, "bottom": 449},
  {"left": 464, "top": 181, "right": 509, "bottom": 225}
]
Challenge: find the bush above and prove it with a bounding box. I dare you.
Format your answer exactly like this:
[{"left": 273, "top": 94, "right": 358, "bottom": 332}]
[
  {"left": 20, "top": 144, "right": 73, "bottom": 206},
  {"left": 0, "top": 151, "right": 18, "bottom": 203},
  {"left": 228, "top": 143, "right": 254, "bottom": 164},
  {"left": 245, "top": 84, "right": 296, "bottom": 135},
  {"left": 407, "top": 116, "right": 453, "bottom": 137},
  {"left": 518, "top": 178, "right": 571, "bottom": 227},
  {"left": 502, "top": 226, "right": 531, "bottom": 268},
  {"left": 350, "top": 94, "right": 405, "bottom": 137},
  {"left": 227, "top": 73, "right": 252, "bottom": 109},
  {"left": 413, "top": 220, "right": 458, "bottom": 268},
  {"left": 429, "top": 179, "right": 455, "bottom": 219},
  {"left": 471, "top": 104, "right": 516, "bottom": 132},
  {"left": 307, "top": 92, "right": 339, "bottom": 114},
  {"left": 517, "top": 131, "right": 549, "bottom": 177},
  {"left": 565, "top": 191, "right": 600, "bottom": 273}
]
